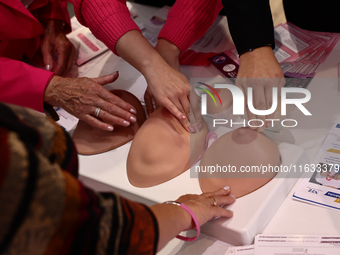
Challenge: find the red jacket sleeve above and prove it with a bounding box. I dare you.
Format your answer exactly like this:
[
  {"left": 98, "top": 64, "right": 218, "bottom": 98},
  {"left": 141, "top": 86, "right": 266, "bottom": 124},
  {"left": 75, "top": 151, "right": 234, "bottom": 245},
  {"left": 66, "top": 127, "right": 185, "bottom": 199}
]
[
  {"left": 0, "top": 57, "right": 54, "bottom": 112},
  {"left": 71, "top": 0, "right": 140, "bottom": 55},
  {"left": 37, "top": 0, "right": 72, "bottom": 33},
  {"left": 158, "top": 0, "right": 223, "bottom": 54}
]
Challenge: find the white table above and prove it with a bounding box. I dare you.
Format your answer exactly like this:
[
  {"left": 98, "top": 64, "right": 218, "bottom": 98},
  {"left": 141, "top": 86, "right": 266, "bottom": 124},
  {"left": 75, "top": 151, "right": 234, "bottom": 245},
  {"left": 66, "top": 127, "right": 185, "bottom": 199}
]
[{"left": 78, "top": 2, "right": 340, "bottom": 254}]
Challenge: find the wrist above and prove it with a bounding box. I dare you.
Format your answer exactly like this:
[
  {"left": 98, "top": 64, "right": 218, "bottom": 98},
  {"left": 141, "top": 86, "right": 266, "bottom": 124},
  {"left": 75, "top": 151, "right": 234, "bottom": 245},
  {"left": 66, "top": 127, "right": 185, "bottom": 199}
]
[{"left": 43, "top": 75, "right": 63, "bottom": 105}]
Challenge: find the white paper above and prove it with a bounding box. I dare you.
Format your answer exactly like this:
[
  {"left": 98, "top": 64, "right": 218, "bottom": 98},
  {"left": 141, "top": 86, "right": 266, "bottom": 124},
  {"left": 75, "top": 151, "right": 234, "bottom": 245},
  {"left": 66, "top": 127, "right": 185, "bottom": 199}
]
[{"left": 254, "top": 234, "right": 340, "bottom": 255}]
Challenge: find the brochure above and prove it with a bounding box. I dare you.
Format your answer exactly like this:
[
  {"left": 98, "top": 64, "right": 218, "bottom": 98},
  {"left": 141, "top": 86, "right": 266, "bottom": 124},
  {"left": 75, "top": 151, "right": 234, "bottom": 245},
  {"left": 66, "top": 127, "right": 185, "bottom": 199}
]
[{"left": 293, "top": 123, "right": 340, "bottom": 211}]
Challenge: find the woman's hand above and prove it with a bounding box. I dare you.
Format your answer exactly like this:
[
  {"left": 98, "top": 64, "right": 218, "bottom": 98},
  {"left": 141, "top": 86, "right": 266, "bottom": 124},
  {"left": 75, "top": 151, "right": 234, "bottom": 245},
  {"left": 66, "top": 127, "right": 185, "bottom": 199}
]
[
  {"left": 237, "top": 46, "right": 285, "bottom": 132},
  {"left": 40, "top": 19, "right": 75, "bottom": 76},
  {"left": 151, "top": 187, "right": 235, "bottom": 250},
  {"left": 44, "top": 72, "right": 137, "bottom": 131},
  {"left": 116, "top": 30, "right": 191, "bottom": 132}
]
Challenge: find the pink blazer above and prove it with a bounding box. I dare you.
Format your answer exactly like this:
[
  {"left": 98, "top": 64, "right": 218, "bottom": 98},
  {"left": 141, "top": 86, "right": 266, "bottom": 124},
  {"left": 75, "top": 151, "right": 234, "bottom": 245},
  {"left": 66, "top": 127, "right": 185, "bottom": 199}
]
[{"left": 0, "top": 0, "right": 70, "bottom": 112}]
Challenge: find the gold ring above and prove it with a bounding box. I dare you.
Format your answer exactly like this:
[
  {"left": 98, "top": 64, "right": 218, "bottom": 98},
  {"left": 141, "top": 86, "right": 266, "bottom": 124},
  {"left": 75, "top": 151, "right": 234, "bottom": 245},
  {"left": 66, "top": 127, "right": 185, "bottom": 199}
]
[
  {"left": 94, "top": 107, "right": 101, "bottom": 118},
  {"left": 210, "top": 197, "right": 217, "bottom": 206}
]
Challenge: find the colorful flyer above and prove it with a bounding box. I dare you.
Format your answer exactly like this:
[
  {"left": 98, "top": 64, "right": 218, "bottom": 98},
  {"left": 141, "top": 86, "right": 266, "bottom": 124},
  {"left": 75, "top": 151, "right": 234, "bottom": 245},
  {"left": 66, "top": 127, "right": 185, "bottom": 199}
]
[{"left": 293, "top": 123, "right": 340, "bottom": 211}]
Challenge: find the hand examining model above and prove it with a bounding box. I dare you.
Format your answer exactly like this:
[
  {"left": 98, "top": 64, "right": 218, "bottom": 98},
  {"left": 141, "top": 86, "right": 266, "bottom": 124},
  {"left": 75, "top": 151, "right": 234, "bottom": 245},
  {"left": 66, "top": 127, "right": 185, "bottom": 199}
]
[
  {"left": 151, "top": 187, "right": 235, "bottom": 251},
  {"left": 44, "top": 71, "right": 137, "bottom": 131},
  {"left": 40, "top": 19, "right": 76, "bottom": 76},
  {"left": 155, "top": 38, "right": 203, "bottom": 133},
  {"left": 116, "top": 30, "right": 191, "bottom": 132},
  {"left": 237, "top": 46, "right": 285, "bottom": 132}
]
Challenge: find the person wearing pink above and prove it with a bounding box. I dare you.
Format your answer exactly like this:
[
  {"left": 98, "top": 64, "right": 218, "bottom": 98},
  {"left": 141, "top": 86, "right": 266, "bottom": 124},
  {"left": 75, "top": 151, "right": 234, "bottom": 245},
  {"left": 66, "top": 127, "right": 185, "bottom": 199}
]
[
  {"left": 0, "top": 0, "right": 138, "bottom": 131},
  {"left": 69, "top": 0, "right": 223, "bottom": 132}
]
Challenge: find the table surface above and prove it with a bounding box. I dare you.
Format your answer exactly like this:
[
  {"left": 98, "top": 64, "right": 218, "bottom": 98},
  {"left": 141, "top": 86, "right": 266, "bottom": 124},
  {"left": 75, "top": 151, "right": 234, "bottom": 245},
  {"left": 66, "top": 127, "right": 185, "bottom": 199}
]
[{"left": 78, "top": 2, "right": 340, "bottom": 254}]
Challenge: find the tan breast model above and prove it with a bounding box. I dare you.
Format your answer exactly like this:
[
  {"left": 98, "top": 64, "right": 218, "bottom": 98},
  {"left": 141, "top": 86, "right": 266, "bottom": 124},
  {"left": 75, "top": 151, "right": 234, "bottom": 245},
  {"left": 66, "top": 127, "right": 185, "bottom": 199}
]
[
  {"left": 127, "top": 107, "right": 208, "bottom": 188},
  {"left": 72, "top": 90, "right": 146, "bottom": 155},
  {"left": 199, "top": 127, "right": 280, "bottom": 198}
]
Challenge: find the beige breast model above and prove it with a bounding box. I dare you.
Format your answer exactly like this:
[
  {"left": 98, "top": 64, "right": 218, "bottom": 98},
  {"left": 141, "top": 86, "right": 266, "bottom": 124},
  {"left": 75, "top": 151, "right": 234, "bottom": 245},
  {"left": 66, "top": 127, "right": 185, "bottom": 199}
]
[
  {"left": 199, "top": 127, "right": 280, "bottom": 198},
  {"left": 127, "top": 107, "right": 208, "bottom": 187},
  {"left": 72, "top": 90, "right": 146, "bottom": 155}
]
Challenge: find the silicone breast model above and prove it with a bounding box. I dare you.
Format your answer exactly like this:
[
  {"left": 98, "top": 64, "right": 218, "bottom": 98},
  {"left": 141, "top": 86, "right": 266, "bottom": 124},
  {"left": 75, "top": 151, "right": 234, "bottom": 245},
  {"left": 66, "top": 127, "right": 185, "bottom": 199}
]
[
  {"left": 72, "top": 90, "right": 146, "bottom": 155},
  {"left": 127, "top": 107, "right": 208, "bottom": 188},
  {"left": 199, "top": 127, "right": 280, "bottom": 198}
]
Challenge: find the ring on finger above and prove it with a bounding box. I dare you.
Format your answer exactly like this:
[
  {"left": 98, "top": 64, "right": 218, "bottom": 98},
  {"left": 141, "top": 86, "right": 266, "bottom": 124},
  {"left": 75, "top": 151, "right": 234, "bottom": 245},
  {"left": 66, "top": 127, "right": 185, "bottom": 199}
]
[
  {"left": 94, "top": 107, "right": 101, "bottom": 118},
  {"left": 210, "top": 197, "right": 217, "bottom": 206}
]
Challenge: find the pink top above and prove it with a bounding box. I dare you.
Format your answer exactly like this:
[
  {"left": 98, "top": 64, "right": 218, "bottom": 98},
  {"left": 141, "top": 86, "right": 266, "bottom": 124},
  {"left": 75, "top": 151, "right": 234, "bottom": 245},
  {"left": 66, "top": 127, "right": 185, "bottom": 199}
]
[
  {"left": 71, "top": 0, "right": 222, "bottom": 55},
  {"left": 1, "top": 0, "right": 221, "bottom": 112}
]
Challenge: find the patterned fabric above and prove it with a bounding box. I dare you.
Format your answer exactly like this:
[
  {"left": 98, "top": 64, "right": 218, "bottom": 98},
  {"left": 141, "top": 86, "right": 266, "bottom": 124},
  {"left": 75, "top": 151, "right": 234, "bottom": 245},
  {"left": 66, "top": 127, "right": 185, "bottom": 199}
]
[{"left": 0, "top": 103, "right": 158, "bottom": 255}]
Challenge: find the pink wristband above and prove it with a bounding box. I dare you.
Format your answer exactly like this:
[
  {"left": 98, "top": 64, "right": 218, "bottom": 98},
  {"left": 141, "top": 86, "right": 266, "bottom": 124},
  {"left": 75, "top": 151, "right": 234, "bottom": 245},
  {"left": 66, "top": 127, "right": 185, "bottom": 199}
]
[{"left": 163, "top": 201, "right": 200, "bottom": 241}]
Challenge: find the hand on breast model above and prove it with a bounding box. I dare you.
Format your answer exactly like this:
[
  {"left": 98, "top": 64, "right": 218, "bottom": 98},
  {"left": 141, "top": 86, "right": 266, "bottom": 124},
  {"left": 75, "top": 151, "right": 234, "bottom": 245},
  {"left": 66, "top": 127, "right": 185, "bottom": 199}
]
[
  {"left": 73, "top": 90, "right": 146, "bottom": 155},
  {"left": 199, "top": 127, "right": 280, "bottom": 198}
]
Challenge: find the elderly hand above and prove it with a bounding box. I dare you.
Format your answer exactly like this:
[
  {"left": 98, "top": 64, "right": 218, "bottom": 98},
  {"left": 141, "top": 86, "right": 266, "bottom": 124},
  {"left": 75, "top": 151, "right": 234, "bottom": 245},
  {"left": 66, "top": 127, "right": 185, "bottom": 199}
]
[
  {"left": 237, "top": 46, "right": 285, "bottom": 132},
  {"left": 40, "top": 19, "right": 75, "bottom": 76},
  {"left": 44, "top": 72, "right": 137, "bottom": 131}
]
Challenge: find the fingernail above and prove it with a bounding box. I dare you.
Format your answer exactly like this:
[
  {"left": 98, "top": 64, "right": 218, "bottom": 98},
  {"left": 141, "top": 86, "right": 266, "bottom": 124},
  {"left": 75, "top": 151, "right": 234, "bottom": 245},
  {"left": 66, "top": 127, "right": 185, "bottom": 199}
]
[
  {"left": 194, "top": 127, "right": 200, "bottom": 133},
  {"left": 230, "top": 195, "right": 236, "bottom": 198},
  {"left": 181, "top": 114, "right": 186, "bottom": 120},
  {"left": 45, "top": 65, "right": 51, "bottom": 71},
  {"left": 130, "top": 116, "right": 136, "bottom": 122},
  {"left": 190, "top": 127, "right": 195, "bottom": 133},
  {"left": 223, "top": 186, "right": 230, "bottom": 190},
  {"left": 123, "top": 121, "right": 130, "bottom": 126},
  {"left": 107, "top": 126, "right": 114, "bottom": 131},
  {"left": 198, "top": 123, "right": 202, "bottom": 129},
  {"left": 130, "top": 108, "right": 137, "bottom": 114}
]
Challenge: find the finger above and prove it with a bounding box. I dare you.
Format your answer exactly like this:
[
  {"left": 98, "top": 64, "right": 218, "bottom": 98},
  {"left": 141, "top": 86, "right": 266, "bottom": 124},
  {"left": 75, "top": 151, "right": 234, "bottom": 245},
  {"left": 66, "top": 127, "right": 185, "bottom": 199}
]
[
  {"left": 163, "top": 98, "right": 190, "bottom": 132},
  {"left": 41, "top": 41, "right": 53, "bottom": 71},
  {"left": 179, "top": 95, "right": 191, "bottom": 123},
  {"left": 206, "top": 195, "right": 236, "bottom": 209},
  {"left": 91, "top": 71, "right": 119, "bottom": 85},
  {"left": 144, "top": 89, "right": 155, "bottom": 116},
  {"left": 94, "top": 107, "right": 132, "bottom": 127},
  {"left": 265, "top": 82, "right": 275, "bottom": 127},
  {"left": 98, "top": 87, "right": 137, "bottom": 115},
  {"left": 62, "top": 43, "right": 76, "bottom": 76},
  {"left": 95, "top": 99, "right": 137, "bottom": 124},
  {"left": 82, "top": 114, "right": 114, "bottom": 131},
  {"left": 54, "top": 46, "right": 68, "bottom": 76},
  {"left": 252, "top": 83, "right": 267, "bottom": 132}
]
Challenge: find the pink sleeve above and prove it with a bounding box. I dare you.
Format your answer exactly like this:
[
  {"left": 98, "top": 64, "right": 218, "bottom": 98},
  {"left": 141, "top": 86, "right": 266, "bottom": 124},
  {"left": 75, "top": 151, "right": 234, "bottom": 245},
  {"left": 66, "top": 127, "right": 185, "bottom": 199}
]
[
  {"left": 158, "top": 0, "right": 223, "bottom": 54},
  {"left": 71, "top": 0, "right": 140, "bottom": 55},
  {"left": 0, "top": 57, "right": 54, "bottom": 112}
]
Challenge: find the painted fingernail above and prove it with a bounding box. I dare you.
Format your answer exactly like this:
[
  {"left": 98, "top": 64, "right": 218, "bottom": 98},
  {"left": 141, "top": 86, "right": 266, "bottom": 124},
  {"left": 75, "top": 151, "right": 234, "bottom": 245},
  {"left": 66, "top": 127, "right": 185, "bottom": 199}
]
[
  {"left": 223, "top": 186, "right": 230, "bottom": 190},
  {"left": 45, "top": 65, "right": 51, "bottom": 71},
  {"left": 130, "top": 116, "right": 137, "bottom": 122},
  {"left": 107, "top": 126, "right": 114, "bottom": 131},
  {"left": 130, "top": 108, "right": 137, "bottom": 114},
  {"left": 123, "top": 121, "right": 130, "bottom": 126},
  {"left": 181, "top": 114, "right": 186, "bottom": 120},
  {"left": 198, "top": 123, "right": 202, "bottom": 129},
  {"left": 230, "top": 195, "right": 236, "bottom": 198}
]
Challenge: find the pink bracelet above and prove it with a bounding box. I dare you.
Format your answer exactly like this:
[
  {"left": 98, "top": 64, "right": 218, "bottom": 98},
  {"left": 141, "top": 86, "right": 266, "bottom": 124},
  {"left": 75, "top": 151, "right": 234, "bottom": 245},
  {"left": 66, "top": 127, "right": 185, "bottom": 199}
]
[{"left": 163, "top": 201, "right": 200, "bottom": 241}]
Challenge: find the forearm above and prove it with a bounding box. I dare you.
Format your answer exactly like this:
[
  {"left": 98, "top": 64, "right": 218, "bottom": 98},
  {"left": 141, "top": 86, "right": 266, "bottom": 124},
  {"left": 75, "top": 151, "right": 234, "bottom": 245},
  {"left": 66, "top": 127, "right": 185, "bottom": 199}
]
[
  {"left": 150, "top": 204, "right": 192, "bottom": 251},
  {"left": 116, "top": 30, "right": 170, "bottom": 79},
  {"left": 71, "top": 0, "right": 140, "bottom": 55},
  {"left": 222, "top": 0, "right": 275, "bottom": 54},
  {"left": 155, "top": 38, "right": 181, "bottom": 71},
  {"left": 159, "top": 0, "right": 222, "bottom": 54}
]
